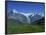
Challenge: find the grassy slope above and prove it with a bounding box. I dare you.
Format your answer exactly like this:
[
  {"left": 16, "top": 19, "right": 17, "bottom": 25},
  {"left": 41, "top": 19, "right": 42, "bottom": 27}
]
[{"left": 7, "top": 19, "right": 45, "bottom": 34}]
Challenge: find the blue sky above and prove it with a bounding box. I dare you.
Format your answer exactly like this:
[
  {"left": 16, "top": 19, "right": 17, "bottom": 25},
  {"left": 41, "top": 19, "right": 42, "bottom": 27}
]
[{"left": 7, "top": 1, "right": 45, "bottom": 16}]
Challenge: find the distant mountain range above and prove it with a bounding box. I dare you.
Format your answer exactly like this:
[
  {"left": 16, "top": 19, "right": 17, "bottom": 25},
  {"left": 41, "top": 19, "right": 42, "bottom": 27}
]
[{"left": 7, "top": 9, "right": 44, "bottom": 24}]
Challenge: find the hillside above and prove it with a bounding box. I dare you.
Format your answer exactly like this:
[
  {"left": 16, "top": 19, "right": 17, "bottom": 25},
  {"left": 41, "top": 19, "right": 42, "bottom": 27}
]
[{"left": 7, "top": 17, "right": 45, "bottom": 34}]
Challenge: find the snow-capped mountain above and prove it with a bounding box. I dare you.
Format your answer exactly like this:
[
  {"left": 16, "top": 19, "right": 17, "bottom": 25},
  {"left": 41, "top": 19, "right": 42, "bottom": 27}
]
[
  {"left": 7, "top": 9, "right": 44, "bottom": 24},
  {"left": 29, "top": 13, "right": 42, "bottom": 23}
]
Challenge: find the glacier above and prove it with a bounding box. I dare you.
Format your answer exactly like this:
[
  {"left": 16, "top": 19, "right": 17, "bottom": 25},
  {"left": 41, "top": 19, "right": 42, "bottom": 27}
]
[{"left": 7, "top": 9, "right": 44, "bottom": 24}]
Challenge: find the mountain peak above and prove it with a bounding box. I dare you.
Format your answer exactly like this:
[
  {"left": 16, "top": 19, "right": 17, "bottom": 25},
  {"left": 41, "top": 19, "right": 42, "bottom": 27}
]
[{"left": 8, "top": 9, "right": 44, "bottom": 24}]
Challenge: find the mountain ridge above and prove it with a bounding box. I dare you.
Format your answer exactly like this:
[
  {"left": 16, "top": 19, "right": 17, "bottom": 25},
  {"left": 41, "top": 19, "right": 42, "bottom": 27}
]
[{"left": 7, "top": 9, "right": 44, "bottom": 24}]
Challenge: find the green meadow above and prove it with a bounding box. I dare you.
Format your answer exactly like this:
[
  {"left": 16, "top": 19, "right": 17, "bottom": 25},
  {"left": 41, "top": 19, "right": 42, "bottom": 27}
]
[{"left": 7, "top": 19, "right": 45, "bottom": 34}]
